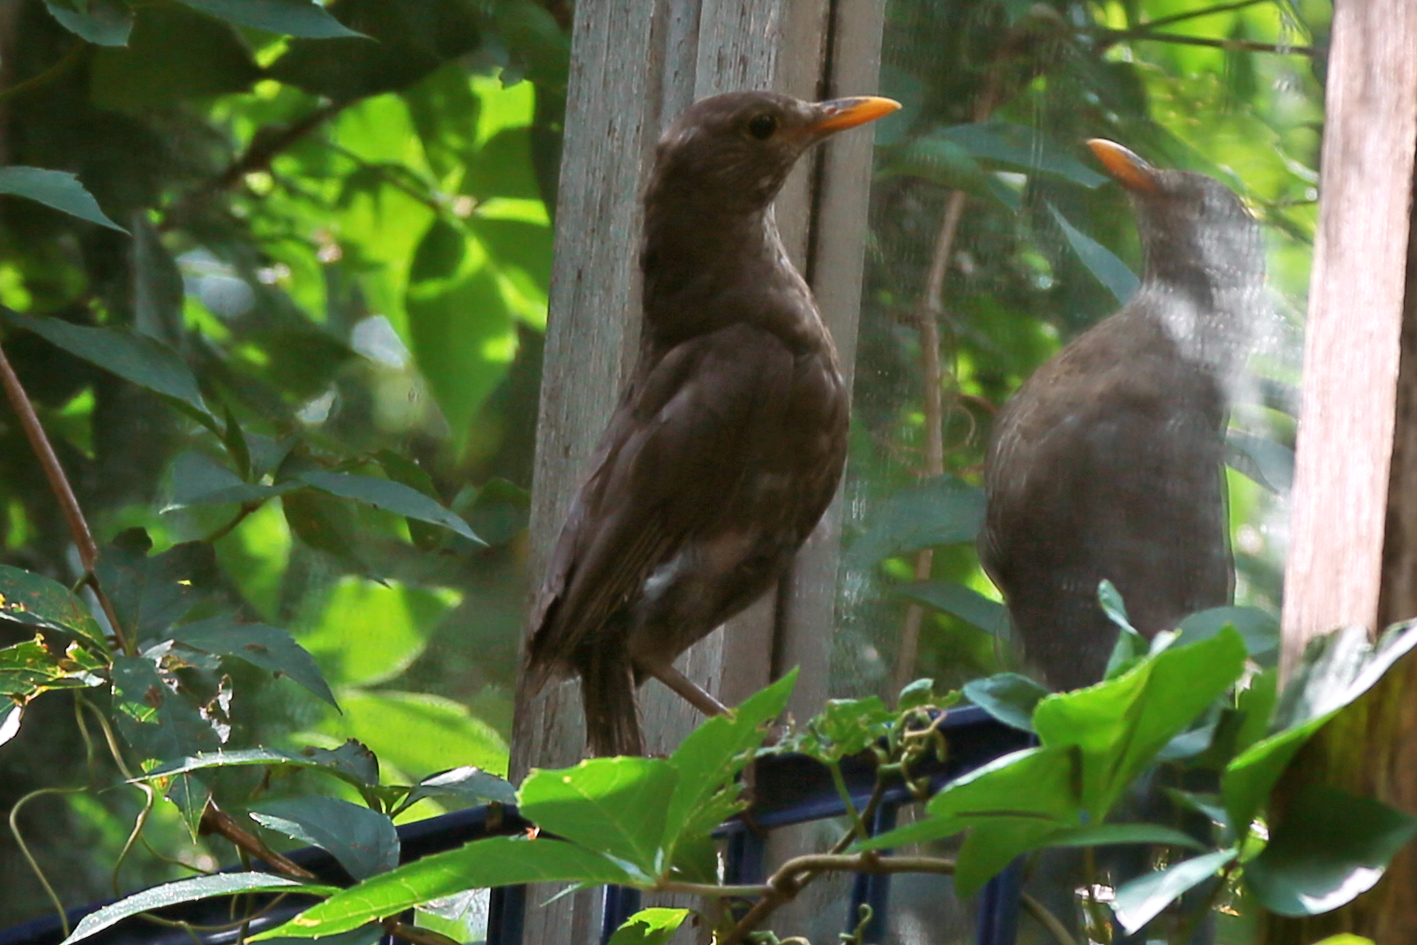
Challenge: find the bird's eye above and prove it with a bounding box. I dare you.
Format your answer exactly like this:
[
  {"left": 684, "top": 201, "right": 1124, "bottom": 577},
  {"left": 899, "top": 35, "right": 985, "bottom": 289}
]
[{"left": 747, "top": 113, "right": 779, "bottom": 140}]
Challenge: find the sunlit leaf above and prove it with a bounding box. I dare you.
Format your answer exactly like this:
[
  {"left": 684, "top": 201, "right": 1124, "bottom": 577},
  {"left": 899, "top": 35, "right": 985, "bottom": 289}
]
[
  {"left": 606, "top": 908, "right": 690, "bottom": 945},
  {"left": 61, "top": 873, "right": 334, "bottom": 945},
  {"left": 1112, "top": 848, "right": 1237, "bottom": 933},
  {"left": 405, "top": 766, "right": 517, "bottom": 809}
]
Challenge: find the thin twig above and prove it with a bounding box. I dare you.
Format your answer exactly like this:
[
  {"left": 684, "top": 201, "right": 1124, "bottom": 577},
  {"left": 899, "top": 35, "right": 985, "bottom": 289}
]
[
  {"left": 1021, "top": 890, "right": 1084, "bottom": 945},
  {"left": 199, "top": 805, "right": 317, "bottom": 882},
  {"left": 385, "top": 920, "right": 464, "bottom": 945},
  {"left": 0, "top": 40, "right": 85, "bottom": 105},
  {"left": 1093, "top": 27, "right": 1313, "bottom": 56},
  {"left": 1127, "top": 0, "right": 1273, "bottom": 32}
]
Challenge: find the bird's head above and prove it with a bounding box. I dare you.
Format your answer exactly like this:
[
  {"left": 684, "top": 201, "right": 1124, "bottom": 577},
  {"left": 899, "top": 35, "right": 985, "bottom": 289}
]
[
  {"left": 1087, "top": 139, "right": 1265, "bottom": 298},
  {"left": 648, "top": 91, "right": 899, "bottom": 217}
]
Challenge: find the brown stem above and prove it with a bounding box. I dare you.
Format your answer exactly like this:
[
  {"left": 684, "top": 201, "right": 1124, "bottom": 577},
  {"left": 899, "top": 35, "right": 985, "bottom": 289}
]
[
  {"left": 719, "top": 852, "right": 956, "bottom": 945},
  {"left": 384, "top": 920, "right": 464, "bottom": 945},
  {"left": 0, "top": 40, "right": 85, "bottom": 105},
  {"left": 1021, "top": 890, "right": 1084, "bottom": 945},
  {"left": 199, "top": 804, "right": 317, "bottom": 882},
  {"left": 0, "top": 338, "right": 129, "bottom": 653}
]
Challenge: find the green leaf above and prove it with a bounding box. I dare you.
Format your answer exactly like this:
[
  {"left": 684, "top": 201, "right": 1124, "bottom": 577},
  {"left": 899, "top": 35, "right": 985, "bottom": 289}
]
[
  {"left": 252, "top": 796, "right": 399, "bottom": 880},
  {"left": 282, "top": 488, "right": 371, "bottom": 575},
  {"left": 942, "top": 122, "right": 1108, "bottom": 187},
  {"left": 405, "top": 766, "right": 517, "bottom": 808},
  {"left": 789, "top": 695, "right": 896, "bottom": 764},
  {"left": 0, "top": 564, "right": 107, "bottom": 653},
  {"left": 61, "top": 873, "right": 335, "bottom": 944},
  {"left": 110, "top": 655, "right": 222, "bottom": 762},
  {"left": 96, "top": 532, "right": 217, "bottom": 641},
  {"left": 855, "top": 745, "right": 1080, "bottom": 852},
  {"left": 663, "top": 670, "right": 795, "bottom": 856},
  {"left": 519, "top": 757, "right": 678, "bottom": 880},
  {"left": 1224, "top": 622, "right": 1417, "bottom": 833},
  {"left": 166, "top": 450, "right": 294, "bottom": 510},
  {"left": 1178, "top": 606, "right": 1280, "bottom": 663},
  {"left": 1034, "top": 627, "right": 1247, "bottom": 818},
  {"left": 897, "top": 676, "right": 943, "bottom": 711},
  {"left": 1047, "top": 203, "right": 1140, "bottom": 304},
  {"left": 251, "top": 836, "right": 633, "bottom": 938},
  {"left": 296, "top": 471, "right": 481, "bottom": 544},
  {"left": 893, "top": 581, "right": 1010, "bottom": 638},
  {"left": 171, "top": 615, "right": 337, "bottom": 706},
  {"left": 171, "top": 0, "right": 360, "bottom": 38},
  {"left": 1, "top": 309, "right": 213, "bottom": 425},
  {"left": 1245, "top": 784, "right": 1417, "bottom": 917},
  {"left": 333, "top": 690, "right": 507, "bottom": 778},
  {"left": 955, "top": 817, "right": 1065, "bottom": 897},
  {"left": 1234, "top": 668, "right": 1279, "bottom": 755},
  {"left": 0, "top": 635, "right": 99, "bottom": 698},
  {"left": 1112, "top": 848, "right": 1237, "bottom": 934},
  {"left": 143, "top": 742, "right": 379, "bottom": 790},
  {"left": 1039, "top": 822, "right": 1205, "bottom": 850},
  {"left": 1226, "top": 429, "right": 1295, "bottom": 494},
  {"left": 962, "top": 673, "right": 1048, "bottom": 732},
  {"left": 44, "top": 0, "right": 133, "bottom": 45},
  {"left": 299, "top": 577, "right": 459, "bottom": 689},
  {"left": 848, "top": 476, "right": 984, "bottom": 569},
  {"left": 606, "top": 908, "right": 691, "bottom": 945},
  {"left": 0, "top": 167, "right": 126, "bottom": 231}
]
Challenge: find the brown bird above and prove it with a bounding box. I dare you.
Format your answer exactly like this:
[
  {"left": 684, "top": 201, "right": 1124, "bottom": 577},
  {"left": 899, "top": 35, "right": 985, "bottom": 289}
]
[
  {"left": 981, "top": 140, "right": 1265, "bottom": 691},
  {"left": 526, "top": 90, "right": 899, "bottom": 756}
]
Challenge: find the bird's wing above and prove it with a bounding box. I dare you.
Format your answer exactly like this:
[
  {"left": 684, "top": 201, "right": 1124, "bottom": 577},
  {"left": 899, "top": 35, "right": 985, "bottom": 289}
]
[{"left": 525, "top": 322, "right": 795, "bottom": 683}]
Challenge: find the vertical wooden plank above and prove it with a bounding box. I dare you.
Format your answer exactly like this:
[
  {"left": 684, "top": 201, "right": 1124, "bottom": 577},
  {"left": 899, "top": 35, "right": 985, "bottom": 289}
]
[
  {"left": 1263, "top": 1, "right": 1417, "bottom": 941},
  {"left": 1279, "top": 0, "right": 1417, "bottom": 673}
]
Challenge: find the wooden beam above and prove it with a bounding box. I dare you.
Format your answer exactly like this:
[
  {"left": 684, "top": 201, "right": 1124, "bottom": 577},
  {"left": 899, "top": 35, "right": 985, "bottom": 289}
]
[{"left": 1279, "top": 0, "right": 1417, "bottom": 673}]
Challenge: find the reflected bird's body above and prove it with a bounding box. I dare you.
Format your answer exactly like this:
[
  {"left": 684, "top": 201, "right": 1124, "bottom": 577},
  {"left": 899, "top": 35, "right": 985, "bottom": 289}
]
[
  {"left": 526, "top": 91, "right": 899, "bottom": 755},
  {"left": 981, "top": 141, "right": 1266, "bottom": 691}
]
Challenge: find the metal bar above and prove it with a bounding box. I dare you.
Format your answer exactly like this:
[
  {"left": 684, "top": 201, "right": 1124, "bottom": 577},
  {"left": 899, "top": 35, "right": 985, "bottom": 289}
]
[
  {"left": 976, "top": 860, "right": 1022, "bottom": 945},
  {"left": 598, "top": 887, "right": 642, "bottom": 944},
  {"left": 487, "top": 885, "right": 526, "bottom": 945}
]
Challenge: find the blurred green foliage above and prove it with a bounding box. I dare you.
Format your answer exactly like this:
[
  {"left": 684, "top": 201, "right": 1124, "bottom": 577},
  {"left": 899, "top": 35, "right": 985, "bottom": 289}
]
[{"left": 0, "top": 0, "right": 567, "bottom": 922}]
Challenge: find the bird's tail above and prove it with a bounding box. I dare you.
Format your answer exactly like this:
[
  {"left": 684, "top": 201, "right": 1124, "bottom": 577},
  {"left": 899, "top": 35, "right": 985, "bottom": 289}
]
[{"left": 582, "top": 645, "right": 644, "bottom": 757}]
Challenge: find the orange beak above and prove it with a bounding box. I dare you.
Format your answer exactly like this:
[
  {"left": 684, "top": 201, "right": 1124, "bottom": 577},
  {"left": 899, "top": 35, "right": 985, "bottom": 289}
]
[
  {"left": 1087, "top": 139, "right": 1161, "bottom": 194},
  {"left": 808, "top": 96, "right": 902, "bottom": 135}
]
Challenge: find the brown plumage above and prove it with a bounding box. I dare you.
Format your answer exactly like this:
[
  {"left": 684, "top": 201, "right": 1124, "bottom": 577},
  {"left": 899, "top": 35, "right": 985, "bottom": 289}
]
[
  {"left": 981, "top": 140, "right": 1265, "bottom": 690},
  {"left": 526, "top": 90, "right": 899, "bottom": 755}
]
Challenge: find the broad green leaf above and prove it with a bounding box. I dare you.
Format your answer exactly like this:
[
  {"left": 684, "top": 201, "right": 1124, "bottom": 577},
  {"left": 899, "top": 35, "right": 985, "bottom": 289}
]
[
  {"left": 1224, "top": 622, "right": 1417, "bottom": 833},
  {"left": 62, "top": 873, "right": 334, "bottom": 944},
  {"left": 144, "top": 743, "right": 379, "bottom": 790},
  {"left": 942, "top": 122, "right": 1108, "bottom": 187},
  {"left": 0, "top": 168, "right": 125, "bottom": 231},
  {"left": 45, "top": 0, "right": 133, "bottom": 45},
  {"left": 855, "top": 745, "right": 1080, "bottom": 852},
  {"left": 606, "top": 908, "right": 691, "bottom": 945},
  {"left": 1245, "top": 784, "right": 1417, "bottom": 917},
  {"left": 1034, "top": 627, "right": 1247, "bottom": 818},
  {"left": 299, "top": 577, "right": 460, "bottom": 689},
  {"left": 848, "top": 476, "right": 984, "bottom": 569},
  {"left": 1039, "top": 822, "right": 1205, "bottom": 850},
  {"left": 252, "top": 796, "right": 399, "bottom": 880},
  {"left": 251, "top": 836, "right": 633, "bottom": 938},
  {"left": 171, "top": 0, "right": 360, "bottom": 38},
  {"left": 90, "top": 3, "right": 258, "bottom": 109},
  {"left": 172, "top": 615, "right": 336, "bottom": 706},
  {"left": 331, "top": 691, "right": 507, "bottom": 778},
  {"left": 1233, "top": 669, "right": 1279, "bottom": 755},
  {"left": 1178, "top": 606, "right": 1280, "bottom": 663},
  {"left": 166, "top": 451, "right": 293, "bottom": 510},
  {"left": 962, "top": 673, "right": 1048, "bottom": 732},
  {"left": 1047, "top": 203, "right": 1140, "bottom": 304},
  {"left": 664, "top": 670, "right": 796, "bottom": 855},
  {"left": 110, "top": 655, "right": 222, "bottom": 762},
  {"left": 96, "top": 532, "right": 217, "bottom": 642},
  {"left": 893, "top": 581, "right": 1010, "bottom": 638},
  {"left": 282, "top": 489, "right": 370, "bottom": 575},
  {"left": 405, "top": 766, "right": 517, "bottom": 808},
  {"left": 1, "top": 309, "right": 212, "bottom": 424},
  {"left": 297, "top": 471, "right": 481, "bottom": 544},
  {"left": 1112, "top": 848, "right": 1237, "bottom": 934},
  {"left": 0, "top": 564, "right": 107, "bottom": 652},
  {"left": 1226, "top": 429, "right": 1295, "bottom": 494},
  {"left": 519, "top": 757, "right": 678, "bottom": 880}
]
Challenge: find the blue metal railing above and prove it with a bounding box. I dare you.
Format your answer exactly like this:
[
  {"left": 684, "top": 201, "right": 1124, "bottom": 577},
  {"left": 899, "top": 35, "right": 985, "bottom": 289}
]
[{"left": 0, "top": 706, "right": 1030, "bottom": 945}]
